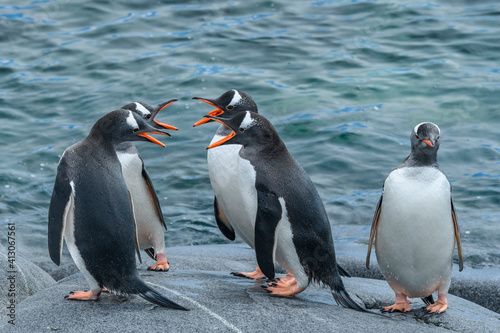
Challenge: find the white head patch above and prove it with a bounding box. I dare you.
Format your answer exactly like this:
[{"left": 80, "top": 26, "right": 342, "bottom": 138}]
[
  {"left": 414, "top": 122, "right": 440, "bottom": 135},
  {"left": 134, "top": 102, "right": 151, "bottom": 117},
  {"left": 240, "top": 111, "right": 256, "bottom": 130},
  {"left": 126, "top": 111, "right": 139, "bottom": 129},
  {"left": 229, "top": 90, "right": 243, "bottom": 106}
]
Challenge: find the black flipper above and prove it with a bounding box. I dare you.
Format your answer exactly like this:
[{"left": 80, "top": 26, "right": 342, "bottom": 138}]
[
  {"left": 254, "top": 188, "right": 282, "bottom": 280},
  {"left": 451, "top": 199, "right": 464, "bottom": 272},
  {"left": 141, "top": 163, "right": 167, "bottom": 230},
  {"left": 422, "top": 295, "right": 434, "bottom": 306},
  {"left": 214, "top": 197, "right": 235, "bottom": 241},
  {"left": 128, "top": 191, "right": 142, "bottom": 264},
  {"left": 48, "top": 158, "right": 73, "bottom": 266},
  {"left": 337, "top": 263, "right": 351, "bottom": 277},
  {"left": 144, "top": 248, "right": 157, "bottom": 261},
  {"left": 366, "top": 194, "right": 383, "bottom": 269}
]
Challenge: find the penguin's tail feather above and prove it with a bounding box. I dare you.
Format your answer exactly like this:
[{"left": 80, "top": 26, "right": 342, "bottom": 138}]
[
  {"left": 331, "top": 288, "right": 369, "bottom": 313},
  {"left": 130, "top": 278, "right": 188, "bottom": 311}
]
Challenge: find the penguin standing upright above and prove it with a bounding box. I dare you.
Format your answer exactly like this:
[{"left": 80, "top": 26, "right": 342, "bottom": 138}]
[
  {"left": 48, "top": 109, "right": 187, "bottom": 310},
  {"left": 193, "top": 90, "right": 350, "bottom": 279},
  {"left": 198, "top": 111, "right": 366, "bottom": 311},
  {"left": 366, "top": 122, "right": 463, "bottom": 314},
  {"left": 192, "top": 90, "right": 262, "bottom": 278},
  {"left": 119, "top": 100, "right": 178, "bottom": 271}
]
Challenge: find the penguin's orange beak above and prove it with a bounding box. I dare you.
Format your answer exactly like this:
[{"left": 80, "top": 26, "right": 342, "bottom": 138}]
[
  {"left": 138, "top": 132, "right": 170, "bottom": 148},
  {"left": 422, "top": 139, "right": 434, "bottom": 147},
  {"left": 154, "top": 100, "right": 178, "bottom": 131},
  {"left": 192, "top": 98, "right": 224, "bottom": 127},
  {"left": 205, "top": 117, "right": 235, "bottom": 149}
]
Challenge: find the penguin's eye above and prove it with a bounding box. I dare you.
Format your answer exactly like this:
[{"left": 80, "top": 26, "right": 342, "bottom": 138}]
[
  {"left": 145, "top": 114, "right": 152, "bottom": 120},
  {"left": 437, "top": 136, "right": 440, "bottom": 140},
  {"left": 227, "top": 105, "right": 234, "bottom": 110},
  {"left": 415, "top": 134, "right": 420, "bottom": 139},
  {"left": 133, "top": 128, "right": 139, "bottom": 133},
  {"left": 238, "top": 127, "right": 245, "bottom": 132}
]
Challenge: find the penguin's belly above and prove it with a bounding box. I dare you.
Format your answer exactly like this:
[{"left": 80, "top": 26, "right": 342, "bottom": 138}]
[
  {"left": 63, "top": 181, "right": 100, "bottom": 290},
  {"left": 208, "top": 139, "right": 257, "bottom": 247},
  {"left": 117, "top": 152, "right": 164, "bottom": 250},
  {"left": 375, "top": 167, "right": 455, "bottom": 297},
  {"left": 274, "top": 198, "right": 309, "bottom": 288}
]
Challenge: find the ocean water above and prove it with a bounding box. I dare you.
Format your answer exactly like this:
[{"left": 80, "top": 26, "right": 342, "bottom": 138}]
[{"left": 0, "top": 1, "right": 499, "bottom": 273}]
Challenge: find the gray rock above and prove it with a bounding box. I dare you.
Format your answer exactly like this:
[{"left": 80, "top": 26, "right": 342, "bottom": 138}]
[
  {"left": 1, "top": 244, "right": 499, "bottom": 332},
  {"left": 0, "top": 247, "right": 56, "bottom": 311}
]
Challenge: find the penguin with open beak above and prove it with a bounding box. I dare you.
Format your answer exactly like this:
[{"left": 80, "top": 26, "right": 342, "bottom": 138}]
[
  {"left": 119, "top": 100, "right": 177, "bottom": 271},
  {"left": 48, "top": 109, "right": 187, "bottom": 310},
  {"left": 199, "top": 111, "right": 367, "bottom": 312},
  {"left": 192, "top": 90, "right": 350, "bottom": 279},
  {"left": 366, "top": 122, "right": 463, "bottom": 314}
]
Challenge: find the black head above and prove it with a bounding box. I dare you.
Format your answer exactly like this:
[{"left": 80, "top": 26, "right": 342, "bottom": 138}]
[
  {"left": 192, "top": 90, "right": 258, "bottom": 127},
  {"left": 91, "top": 109, "right": 171, "bottom": 147},
  {"left": 204, "top": 111, "right": 282, "bottom": 151},
  {"left": 407, "top": 122, "right": 441, "bottom": 166},
  {"left": 121, "top": 100, "right": 178, "bottom": 133}
]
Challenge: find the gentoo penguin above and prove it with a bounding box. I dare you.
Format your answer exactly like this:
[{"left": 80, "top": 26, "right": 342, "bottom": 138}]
[
  {"left": 48, "top": 109, "right": 187, "bottom": 310},
  {"left": 366, "top": 122, "right": 463, "bottom": 314},
  {"left": 200, "top": 111, "right": 366, "bottom": 312},
  {"left": 193, "top": 90, "right": 350, "bottom": 279},
  {"left": 192, "top": 90, "right": 262, "bottom": 278},
  {"left": 119, "top": 100, "right": 178, "bottom": 271}
]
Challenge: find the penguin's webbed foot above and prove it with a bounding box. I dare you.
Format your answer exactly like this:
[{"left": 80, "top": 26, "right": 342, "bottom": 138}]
[
  {"left": 262, "top": 274, "right": 305, "bottom": 296},
  {"left": 147, "top": 253, "right": 170, "bottom": 271},
  {"left": 65, "top": 289, "right": 101, "bottom": 301},
  {"left": 383, "top": 303, "right": 411, "bottom": 313},
  {"left": 426, "top": 295, "right": 448, "bottom": 314},
  {"left": 383, "top": 293, "right": 411, "bottom": 313},
  {"left": 147, "top": 261, "right": 170, "bottom": 271},
  {"left": 231, "top": 266, "right": 266, "bottom": 280}
]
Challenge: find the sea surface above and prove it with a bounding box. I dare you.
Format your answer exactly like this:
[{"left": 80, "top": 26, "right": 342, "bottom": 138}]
[{"left": 0, "top": 1, "right": 499, "bottom": 273}]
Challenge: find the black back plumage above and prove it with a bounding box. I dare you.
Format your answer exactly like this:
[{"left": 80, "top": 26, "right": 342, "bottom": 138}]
[
  {"left": 207, "top": 111, "right": 366, "bottom": 312},
  {"left": 48, "top": 110, "right": 186, "bottom": 310}
]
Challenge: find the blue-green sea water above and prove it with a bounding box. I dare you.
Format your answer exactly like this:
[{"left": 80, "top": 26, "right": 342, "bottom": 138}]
[{"left": 0, "top": 1, "right": 499, "bottom": 272}]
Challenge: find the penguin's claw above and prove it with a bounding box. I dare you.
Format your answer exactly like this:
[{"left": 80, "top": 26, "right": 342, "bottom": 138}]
[
  {"left": 230, "top": 266, "right": 266, "bottom": 280},
  {"left": 65, "top": 290, "right": 101, "bottom": 301},
  {"left": 426, "top": 297, "right": 448, "bottom": 314}
]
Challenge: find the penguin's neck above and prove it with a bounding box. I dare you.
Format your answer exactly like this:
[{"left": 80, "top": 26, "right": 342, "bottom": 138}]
[
  {"left": 401, "top": 150, "right": 438, "bottom": 168},
  {"left": 86, "top": 129, "right": 120, "bottom": 158},
  {"left": 116, "top": 141, "right": 137, "bottom": 154}
]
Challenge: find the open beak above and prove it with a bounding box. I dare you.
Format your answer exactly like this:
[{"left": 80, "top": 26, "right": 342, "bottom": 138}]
[
  {"left": 138, "top": 133, "right": 167, "bottom": 147},
  {"left": 154, "top": 99, "right": 178, "bottom": 131},
  {"left": 192, "top": 97, "right": 224, "bottom": 127},
  {"left": 204, "top": 116, "right": 235, "bottom": 149}
]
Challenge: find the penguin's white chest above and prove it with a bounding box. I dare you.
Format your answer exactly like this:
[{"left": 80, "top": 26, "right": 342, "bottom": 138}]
[
  {"left": 117, "top": 152, "right": 163, "bottom": 250},
  {"left": 207, "top": 135, "right": 257, "bottom": 247},
  {"left": 375, "top": 167, "right": 455, "bottom": 297}
]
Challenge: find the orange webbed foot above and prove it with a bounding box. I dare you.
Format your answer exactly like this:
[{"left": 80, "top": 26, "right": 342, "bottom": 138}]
[
  {"left": 262, "top": 273, "right": 305, "bottom": 296},
  {"left": 65, "top": 289, "right": 101, "bottom": 301},
  {"left": 383, "top": 293, "right": 411, "bottom": 313},
  {"left": 148, "top": 261, "right": 170, "bottom": 271},
  {"left": 231, "top": 266, "right": 266, "bottom": 280},
  {"left": 426, "top": 295, "right": 448, "bottom": 314},
  {"left": 147, "top": 253, "right": 170, "bottom": 271}
]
